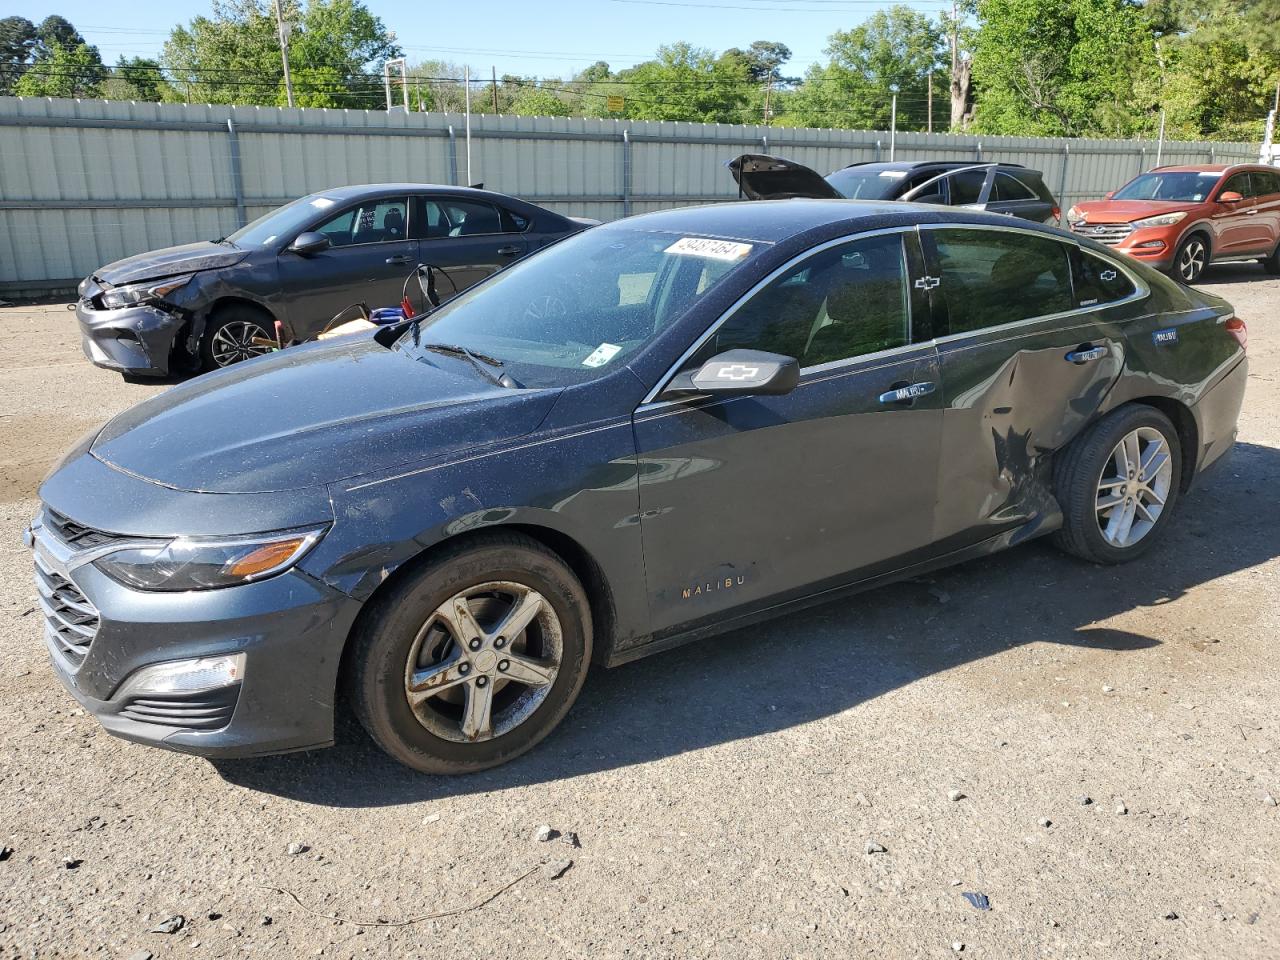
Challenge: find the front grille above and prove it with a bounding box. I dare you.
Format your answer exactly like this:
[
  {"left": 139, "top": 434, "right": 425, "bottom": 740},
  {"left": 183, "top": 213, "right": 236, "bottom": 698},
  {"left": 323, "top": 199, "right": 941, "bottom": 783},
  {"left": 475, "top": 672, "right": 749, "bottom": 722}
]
[
  {"left": 44, "top": 508, "right": 127, "bottom": 551},
  {"left": 33, "top": 552, "right": 99, "bottom": 670},
  {"left": 1072, "top": 222, "right": 1134, "bottom": 245},
  {"left": 119, "top": 686, "right": 239, "bottom": 730}
]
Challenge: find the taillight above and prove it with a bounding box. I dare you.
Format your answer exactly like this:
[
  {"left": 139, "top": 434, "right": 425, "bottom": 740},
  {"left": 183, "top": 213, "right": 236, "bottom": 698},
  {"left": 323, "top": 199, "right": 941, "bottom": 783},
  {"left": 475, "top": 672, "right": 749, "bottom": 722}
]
[
  {"left": 1225, "top": 316, "right": 1247, "bottom": 352},
  {"left": 1051, "top": 205, "right": 1061, "bottom": 222}
]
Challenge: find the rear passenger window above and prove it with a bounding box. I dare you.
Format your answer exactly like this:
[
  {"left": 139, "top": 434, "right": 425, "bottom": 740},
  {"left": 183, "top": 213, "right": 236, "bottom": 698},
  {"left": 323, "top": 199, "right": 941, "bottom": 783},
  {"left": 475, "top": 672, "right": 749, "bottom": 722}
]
[
  {"left": 948, "top": 171, "right": 986, "bottom": 205},
  {"left": 993, "top": 173, "right": 1036, "bottom": 201},
  {"left": 928, "top": 229, "right": 1073, "bottom": 334},
  {"left": 1074, "top": 250, "right": 1136, "bottom": 306},
  {"left": 696, "top": 233, "right": 910, "bottom": 367},
  {"left": 1254, "top": 171, "right": 1280, "bottom": 197}
]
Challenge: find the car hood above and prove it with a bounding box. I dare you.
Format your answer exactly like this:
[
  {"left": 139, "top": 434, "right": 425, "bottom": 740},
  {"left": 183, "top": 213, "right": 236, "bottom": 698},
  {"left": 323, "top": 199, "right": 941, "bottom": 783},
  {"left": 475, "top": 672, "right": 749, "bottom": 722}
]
[
  {"left": 728, "top": 154, "right": 843, "bottom": 201},
  {"left": 1070, "top": 199, "right": 1196, "bottom": 223},
  {"left": 90, "top": 336, "right": 561, "bottom": 494},
  {"left": 88, "top": 240, "right": 249, "bottom": 288}
]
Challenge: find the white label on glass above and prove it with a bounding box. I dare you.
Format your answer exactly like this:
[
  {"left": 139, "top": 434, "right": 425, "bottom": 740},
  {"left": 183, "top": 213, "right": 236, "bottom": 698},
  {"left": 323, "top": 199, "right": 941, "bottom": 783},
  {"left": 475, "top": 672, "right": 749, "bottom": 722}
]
[
  {"left": 664, "top": 237, "right": 753, "bottom": 261},
  {"left": 582, "top": 342, "right": 622, "bottom": 368},
  {"left": 878, "top": 170, "right": 908, "bottom": 178}
]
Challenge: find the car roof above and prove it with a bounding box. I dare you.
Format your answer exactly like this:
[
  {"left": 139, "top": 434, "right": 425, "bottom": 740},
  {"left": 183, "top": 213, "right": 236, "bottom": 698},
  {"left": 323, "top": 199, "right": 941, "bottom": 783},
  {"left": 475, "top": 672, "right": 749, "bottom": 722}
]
[
  {"left": 1145, "top": 165, "right": 1261, "bottom": 175},
  {"left": 836, "top": 160, "right": 1028, "bottom": 174},
  {"left": 596, "top": 198, "right": 1061, "bottom": 246},
  {"left": 307, "top": 182, "right": 543, "bottom": 207}
]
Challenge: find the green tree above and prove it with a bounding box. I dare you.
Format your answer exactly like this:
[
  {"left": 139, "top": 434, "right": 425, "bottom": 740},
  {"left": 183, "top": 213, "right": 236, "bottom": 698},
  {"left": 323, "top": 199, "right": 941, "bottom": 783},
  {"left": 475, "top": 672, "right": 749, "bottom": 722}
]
[
  {"left": 969, "top": 0, "right": 1159, "bottom": 137},
  {"left": 100, "top": 56, "right": 175, "bottom": 101},
  {"left": 13, "top": 40, "right": 105, "bottom": 98},
  {"left": 611, "top": 42, "right": 751, "bottom": 123},
  {"left": 163, "top": 0, "right": 400, "bottom": 107},
  {"left": 0, "top": 16, "right": 37, "bottom": 94},
  {"left": 509, "top": 85, "right": 570, "bottom": 117},
  {"left": 785, "top": 7, "right": 944, "bottom": 130}
]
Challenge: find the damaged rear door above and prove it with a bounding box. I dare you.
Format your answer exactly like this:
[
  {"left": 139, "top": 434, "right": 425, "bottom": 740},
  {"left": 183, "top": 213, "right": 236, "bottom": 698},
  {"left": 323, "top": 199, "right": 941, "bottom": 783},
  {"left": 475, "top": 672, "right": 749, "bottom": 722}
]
[{"left": 920, "top": 224, "right": 1128, "bottom": 548}]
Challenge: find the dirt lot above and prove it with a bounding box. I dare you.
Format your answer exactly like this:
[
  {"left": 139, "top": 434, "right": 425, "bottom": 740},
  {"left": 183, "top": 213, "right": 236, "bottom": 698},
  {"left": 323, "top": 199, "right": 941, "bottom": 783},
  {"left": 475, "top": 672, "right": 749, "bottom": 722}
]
[{"left": 1, "top": 267, "right": 1278, "bottom": 960}]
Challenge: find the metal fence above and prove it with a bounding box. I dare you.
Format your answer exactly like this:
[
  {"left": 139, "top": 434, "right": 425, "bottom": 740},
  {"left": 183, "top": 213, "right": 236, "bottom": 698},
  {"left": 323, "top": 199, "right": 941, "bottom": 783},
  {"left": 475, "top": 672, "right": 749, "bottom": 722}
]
[{"left": 0, "top": 95, "right": 1260, "bottom": 295}]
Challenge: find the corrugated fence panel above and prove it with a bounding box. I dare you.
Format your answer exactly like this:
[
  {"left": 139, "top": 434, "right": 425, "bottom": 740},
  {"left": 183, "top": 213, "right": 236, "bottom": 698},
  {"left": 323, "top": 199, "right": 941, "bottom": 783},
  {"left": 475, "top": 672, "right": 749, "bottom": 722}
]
[{"left": 0, "top": 95, "right": 1261, "bottom": 292}]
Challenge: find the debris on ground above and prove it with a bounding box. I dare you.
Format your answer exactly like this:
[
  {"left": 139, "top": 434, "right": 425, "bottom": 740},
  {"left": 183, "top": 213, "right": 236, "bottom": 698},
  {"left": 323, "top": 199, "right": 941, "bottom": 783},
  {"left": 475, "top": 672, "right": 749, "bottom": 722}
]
[
  {"left": 951, "top": 942, "right": 965, "bottom": 953},
  {"left": 962, "top": 892, "right": 990, "bottom": 911},
  {"left": 62, "top": 857, "right": 81, "bottom": 869},
  {"left": 560, "top": 831, "right": 581, "bottom": 848},
  {"left": 864, "top": 841, "right": 887, "bottom": 855},
  {"left": 1039, "top": 818, "right": 1052, "bottom": 828},
  {"left": 1164, "top": 910, "right": 1180, "bottom": 921},
  {"left": 0, "top": 846, "right": 13, "bottom": 862},
  {"left": 534, "top": 825, "right": 557, "bottom": 842},
  {"left": 1116, "top": 803, "right": 1128, "bottom": 815},
  {"left": 1264, "top": 793, "right": 1277, "bottom": 808},
  {"left": 149, "top": 916, "right": 184, "bottom": 934},
  {"left": 1079, "top": 796, "right": 1093, "bottom": 806},
  {"left": 422, "top": 813, "right": 441, "bottom": 824},
  {"left": 543, "top": 859, "right": 573, "bottom": 880},
  {"left": 126, "top": 951, "right": 153, "bottom": 960},
  {"left": 287, "top": 842, "right": 309, "bottom": 855},
  {"left": 948, "top": 789, "right": 965, "bottom": 802}
]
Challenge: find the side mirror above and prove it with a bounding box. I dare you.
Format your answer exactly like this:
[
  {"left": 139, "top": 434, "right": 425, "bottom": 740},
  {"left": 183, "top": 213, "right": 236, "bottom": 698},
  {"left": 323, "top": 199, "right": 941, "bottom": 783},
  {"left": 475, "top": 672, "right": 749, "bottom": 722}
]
[
  {"left": 1104, "top": 190, "right": 1115, "bottom": 200},
  {"left": 1218, "top": 191, "right": 1244, "bottom": 204},
  {"left": 288, "top": 231, "right": 330, "bottom": 256},
  {"left": 662, "top": 349, "right": 799, "bottom": 400}
]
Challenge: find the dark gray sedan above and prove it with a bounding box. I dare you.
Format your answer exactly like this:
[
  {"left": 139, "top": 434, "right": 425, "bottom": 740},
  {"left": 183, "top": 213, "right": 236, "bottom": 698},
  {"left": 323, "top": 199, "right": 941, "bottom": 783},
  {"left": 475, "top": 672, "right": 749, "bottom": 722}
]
[
  {"left": 31, "top": 200, "right": 1246, "bottom": 774},
  {"left": 75, "top": 184, "right": 593, "bottom": 377}
]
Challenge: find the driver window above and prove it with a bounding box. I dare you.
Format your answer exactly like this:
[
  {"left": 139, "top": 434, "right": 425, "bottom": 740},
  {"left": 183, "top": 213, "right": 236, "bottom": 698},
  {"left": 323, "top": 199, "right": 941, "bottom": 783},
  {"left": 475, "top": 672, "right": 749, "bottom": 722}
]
[
  {"left": 315, "top": 198, "right": 408, "bottom": 246},
  {"left": 695, "top": 233, "right": 910, "bottom": 369}
]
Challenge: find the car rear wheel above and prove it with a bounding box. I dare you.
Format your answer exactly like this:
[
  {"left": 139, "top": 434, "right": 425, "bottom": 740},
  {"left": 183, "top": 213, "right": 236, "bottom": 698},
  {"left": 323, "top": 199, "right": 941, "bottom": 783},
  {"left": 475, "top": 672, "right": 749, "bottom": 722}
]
[
  {"left": 200, "top": 306, "right": 276, "bottom": 371},
  {"left": 1172, "top": 234, "right": 1208, "bottom": 283},
  {"left": 1262, "top": 241, "right": 1280, "bottom": 275},
  {"left": 1051, "top": 405, "right": 1182, "bottom": 565},
  {"left": 346, "top": 533, "right": 592, "bottom": 774}
]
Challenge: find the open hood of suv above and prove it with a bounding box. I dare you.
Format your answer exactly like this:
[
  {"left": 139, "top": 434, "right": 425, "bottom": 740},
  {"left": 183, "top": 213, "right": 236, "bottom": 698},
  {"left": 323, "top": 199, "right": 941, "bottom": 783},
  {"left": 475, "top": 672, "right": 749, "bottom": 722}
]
[{"left": 728, "top": 154, "right": 844, "bottom": 201}]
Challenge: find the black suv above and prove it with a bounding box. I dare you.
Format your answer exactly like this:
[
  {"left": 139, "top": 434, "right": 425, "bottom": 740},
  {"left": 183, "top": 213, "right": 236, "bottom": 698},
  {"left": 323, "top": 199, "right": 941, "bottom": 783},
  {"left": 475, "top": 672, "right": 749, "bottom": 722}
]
[{"left": 729, "top": 154, "right": 1060, "bottom": 223}]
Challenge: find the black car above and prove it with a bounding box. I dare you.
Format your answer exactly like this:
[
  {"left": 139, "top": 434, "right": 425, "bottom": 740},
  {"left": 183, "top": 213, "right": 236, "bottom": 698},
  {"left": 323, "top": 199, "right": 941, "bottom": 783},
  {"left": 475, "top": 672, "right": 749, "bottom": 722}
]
[
  {"left": 730, "top": 154, "right": 1060, "bottom": 223},
  {"left": 29, "top": 199, "right": 1246, "bottom": 774},
  {"left": 75, "top": 184, "right": 594, "bottom": 377}
]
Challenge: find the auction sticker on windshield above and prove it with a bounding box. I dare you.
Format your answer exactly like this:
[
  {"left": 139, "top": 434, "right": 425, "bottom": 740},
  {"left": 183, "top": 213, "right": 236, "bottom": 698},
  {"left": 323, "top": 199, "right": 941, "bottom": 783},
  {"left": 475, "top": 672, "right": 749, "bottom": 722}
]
[
  {"left": 582, "top": 342, "right": 623, "bottom": 368},
  {"left": 665, "top": 237, "right": 753, "bottom": 261}
]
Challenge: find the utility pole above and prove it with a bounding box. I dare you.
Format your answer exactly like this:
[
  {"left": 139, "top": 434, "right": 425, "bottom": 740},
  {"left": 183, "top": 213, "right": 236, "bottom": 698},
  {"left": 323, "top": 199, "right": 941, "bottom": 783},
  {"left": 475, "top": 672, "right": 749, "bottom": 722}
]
[
  {"left": 1155, "top": 109, "right": 1166, "bottom": 169},
  {"left": 272, "top": 0, "right": 294, "bottom": 108},
  {"left": 492, "top": 66, "right": 499, "bottom": 112},
  {"left": 889, "top": 83, "right": 899, "bottom": 160},
  {"left": 927, "top": 70, "right": 933, "bottom": 134},
  {"left": 464, "top": 65, "right": 473, "bottom": 184},
  {"left": 763, "top": 74, "right": 772, "bottom": 126}
]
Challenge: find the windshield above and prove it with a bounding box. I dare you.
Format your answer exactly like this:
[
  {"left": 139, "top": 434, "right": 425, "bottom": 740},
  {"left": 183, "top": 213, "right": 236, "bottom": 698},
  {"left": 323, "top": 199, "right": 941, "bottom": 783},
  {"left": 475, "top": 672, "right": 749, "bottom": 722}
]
[
  {"left": 1112, "top": 172, "right": 1221, "bottom": 202},
  {"left": 225, "top": 194, "right": 340, "bottom": 248},
  {"left": 823, "top": 168, "right": 904, "bottom": 200},
  {"left": 400, "top": 226, "right": 764, "bottom": 388}
]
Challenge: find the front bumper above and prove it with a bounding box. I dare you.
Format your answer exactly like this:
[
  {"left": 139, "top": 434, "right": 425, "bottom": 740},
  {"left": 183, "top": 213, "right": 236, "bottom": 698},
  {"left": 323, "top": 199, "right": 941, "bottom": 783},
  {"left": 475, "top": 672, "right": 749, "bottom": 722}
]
[
  {"left": 26, "top": 515, "right": 363, "bottom": 759},
  {"left": 1069, "top": 223, "right": 1180, "bottom": 270},
  {"left": 76, "top": 298, "right": 183, "bottom": 377}
]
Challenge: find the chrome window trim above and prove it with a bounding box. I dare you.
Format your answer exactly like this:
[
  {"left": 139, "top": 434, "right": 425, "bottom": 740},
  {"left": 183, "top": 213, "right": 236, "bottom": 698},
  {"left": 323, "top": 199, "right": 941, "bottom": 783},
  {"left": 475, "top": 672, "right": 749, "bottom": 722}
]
[
  {"left": 638, "top": 226, "right": 918, "bottom": 407},
  {"left": 916, "top": 222, "right": 1150, "bottom": 348}
]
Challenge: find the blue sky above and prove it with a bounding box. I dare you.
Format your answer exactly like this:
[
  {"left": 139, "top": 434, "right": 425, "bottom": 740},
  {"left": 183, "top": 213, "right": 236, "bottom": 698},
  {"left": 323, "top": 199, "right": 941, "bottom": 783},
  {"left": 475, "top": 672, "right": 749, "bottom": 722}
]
[{"left": 12, "top": 0, "right": 951, "bottom": 79}]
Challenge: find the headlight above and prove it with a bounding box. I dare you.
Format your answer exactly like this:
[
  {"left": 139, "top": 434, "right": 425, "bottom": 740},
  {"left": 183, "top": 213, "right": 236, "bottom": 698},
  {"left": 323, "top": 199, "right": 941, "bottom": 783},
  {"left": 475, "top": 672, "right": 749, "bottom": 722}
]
[
  {"left": 100, "top": 274, "right": 194, "bottom": 309},
  {"left": 1131, "top": 211, "right": 1187, "bottom": 229},
  {"left": 94, "top": 526, "right": 327, "bottom": 591},
  {"left": 1066, "top": 206, "right": 1082, "bottom": 223}
]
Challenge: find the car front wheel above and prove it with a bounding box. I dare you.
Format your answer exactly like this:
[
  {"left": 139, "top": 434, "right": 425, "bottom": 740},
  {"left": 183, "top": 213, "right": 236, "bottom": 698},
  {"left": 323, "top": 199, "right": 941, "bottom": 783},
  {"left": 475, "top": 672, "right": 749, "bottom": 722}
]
[
  {"left": 1172, "top": 235, "right": 1208, "bottom": 283},
  {"left": 1052, "top": 405, "right": 1182, "bottom": 564},
  {"left": 200, "top": 306, "right": 276, "bottom": 371},
  {"left": 346, "top": 533, "right": 592, "bottom": 774}
]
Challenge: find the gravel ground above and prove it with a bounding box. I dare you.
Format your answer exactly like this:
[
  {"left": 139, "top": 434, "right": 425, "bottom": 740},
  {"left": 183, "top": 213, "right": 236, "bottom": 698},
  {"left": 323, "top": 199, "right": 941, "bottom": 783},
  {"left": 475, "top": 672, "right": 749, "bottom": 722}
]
[{"left": 1, "top": 265, "right": 1278, "bottom": 959}]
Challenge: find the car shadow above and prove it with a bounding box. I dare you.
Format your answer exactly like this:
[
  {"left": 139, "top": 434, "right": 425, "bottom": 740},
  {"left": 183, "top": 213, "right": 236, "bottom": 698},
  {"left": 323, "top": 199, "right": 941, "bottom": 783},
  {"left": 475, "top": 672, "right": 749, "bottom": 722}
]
[
  {"left": 1196, "top": 261, "right": 1277, "bottom": 285},
  {"left": 212, "top": 440, "right": 1277, "bottom": 806}
]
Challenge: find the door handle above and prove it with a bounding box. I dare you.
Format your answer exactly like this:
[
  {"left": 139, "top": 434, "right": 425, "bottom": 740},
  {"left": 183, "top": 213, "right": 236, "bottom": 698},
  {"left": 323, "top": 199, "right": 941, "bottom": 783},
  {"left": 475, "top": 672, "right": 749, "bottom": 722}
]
[
  {"left": 878, "top": 381, "right": 936, "bottom": 404},
  {"left": 496, "top": 245, "right": 521, "bottom": 256},
  {"left": 385, "top": 254, "right": 413, "bottom": 264},
  {"left": 1246, "top": 209, "right": 1258, "bottom": 215},
  {"left": 1065, "top": 345, "right": 1107, "bottom": 364}
]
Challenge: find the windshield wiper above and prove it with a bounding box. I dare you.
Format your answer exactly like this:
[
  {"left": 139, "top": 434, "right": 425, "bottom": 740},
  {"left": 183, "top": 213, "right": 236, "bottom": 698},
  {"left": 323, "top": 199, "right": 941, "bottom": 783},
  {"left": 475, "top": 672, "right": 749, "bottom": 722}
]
[{"left": 420, "top": 342, "right": 513, "bottom": 388}]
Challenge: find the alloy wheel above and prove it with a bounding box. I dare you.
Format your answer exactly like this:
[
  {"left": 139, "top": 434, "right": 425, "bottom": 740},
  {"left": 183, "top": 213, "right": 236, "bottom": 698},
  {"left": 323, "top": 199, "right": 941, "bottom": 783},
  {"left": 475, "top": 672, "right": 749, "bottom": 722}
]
[
  {"left": 403, "top": 581, "right": 562, "bottom": 743},
  {"left": 209, "top": 320, "right": 274, "bottom": 367},
  {"left": 1095, "top": 426, "right": 1174, "bottom": 548},
  {"left": 1178, "top": 239, "right": 1206, "bottom": 282}
]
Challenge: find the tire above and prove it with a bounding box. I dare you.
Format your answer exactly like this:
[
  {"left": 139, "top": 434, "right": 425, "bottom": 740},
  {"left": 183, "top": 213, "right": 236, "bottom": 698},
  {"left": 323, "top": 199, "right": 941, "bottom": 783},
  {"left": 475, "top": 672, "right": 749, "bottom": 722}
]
[
  {"left": 345, "top": 532, "right": 593, "bottom": 774},
  {"left": 1263, "top": 241, "right": 1280, "bottom": 276},
  {"left": 199, "top": 305, "right": 276, "bottom": 371},
  {"left": 1171, "top": 233, "right": 1209, "bottom": 284},
  {"left": 1051, "top": 404, "right": 1182, "bottom": 565}
]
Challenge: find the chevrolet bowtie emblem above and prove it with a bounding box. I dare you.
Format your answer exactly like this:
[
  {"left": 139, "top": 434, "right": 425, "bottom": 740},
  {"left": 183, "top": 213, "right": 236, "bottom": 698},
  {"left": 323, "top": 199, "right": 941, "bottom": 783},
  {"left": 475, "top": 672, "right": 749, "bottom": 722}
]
[{"left": 716, "top": 364, "right": 760, "bottom": 380}]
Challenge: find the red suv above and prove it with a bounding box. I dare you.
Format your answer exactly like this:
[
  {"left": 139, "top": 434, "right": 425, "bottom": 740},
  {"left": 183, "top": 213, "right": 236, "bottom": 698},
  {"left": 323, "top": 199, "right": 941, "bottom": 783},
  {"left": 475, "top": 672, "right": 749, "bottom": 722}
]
[{"left": 1068, "top": 164, "right": 1280, "bottom": 282}]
